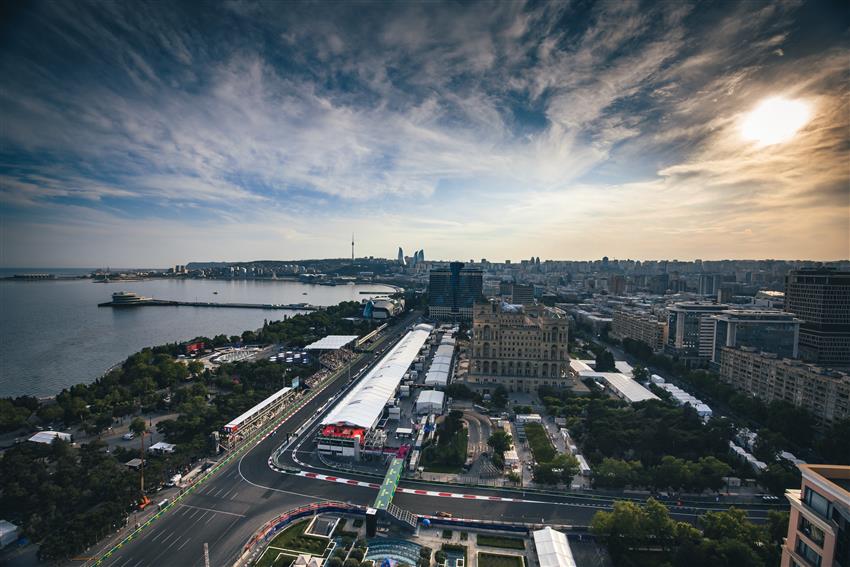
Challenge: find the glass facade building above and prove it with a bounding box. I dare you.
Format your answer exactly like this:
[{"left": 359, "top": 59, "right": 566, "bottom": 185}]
[
  {"left": 784, "top": 268, "right": 850, "bottom": 366},
  {"left": 428, "top": 262, "right": 483, "bottom": 320},
  {"left": 711, "top": 309, "right": 801, "bottom": 363}
]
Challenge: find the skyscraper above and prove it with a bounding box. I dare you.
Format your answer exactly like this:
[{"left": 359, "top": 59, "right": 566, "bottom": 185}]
[
  {"left": 428, "top": 261, "right": 483, "bottom": 320},
  {"left": 397, "top": 247, "right": 405, "bottom": 266},
  {"left": 784, "top": 268, "right": 850, "bottom": 366}
]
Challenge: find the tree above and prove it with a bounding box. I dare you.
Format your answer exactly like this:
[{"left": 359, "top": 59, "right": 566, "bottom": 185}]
[
  {"left": 594, "top": 458, "right": 642, "bottom": 489},
  {"left": 327, "top": 558, "right": 343, "bottom": 567},
  {"left": 689, "top": 456, "right": 732, "bottom": 493},
  {"left": 344, "top": 559, "right": 361, "bottom": 567},
  {"left": 591, "top": 500, "right": 656, "bottom": 557},
  {"left": 487, "top": 431, "right": 512, "bottom": 468},
  {"left": 632, "top": 365, "right": 650, "bottom": 383},
  {"left": 817, "top": 418, "right": 850, "bottom": 464},
  {"left": 595, "top": 349, "right": 616, "bottom": 372},
  {"left": 651, "top": 456, "right": 692, "bottom": 491},
  {"left": 550, "top": 453, "right": 580, "bottom": 483},
  {"left": 491, "top": 385, "right": 509, "bottom": 409}
]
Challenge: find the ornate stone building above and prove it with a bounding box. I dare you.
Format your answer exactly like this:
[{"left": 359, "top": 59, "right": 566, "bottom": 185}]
[{"left": 468, "top": 300, "right": 569, "bottom": 393}]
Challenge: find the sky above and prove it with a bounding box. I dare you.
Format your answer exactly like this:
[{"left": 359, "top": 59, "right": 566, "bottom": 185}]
[{"left": 1, "top": 1, "right": 848, "bottom": 267}]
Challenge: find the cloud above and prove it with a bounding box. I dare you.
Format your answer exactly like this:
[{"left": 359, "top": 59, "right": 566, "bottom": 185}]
[{"left": 0, "top": 0, "right": 847, "bottom": 265}]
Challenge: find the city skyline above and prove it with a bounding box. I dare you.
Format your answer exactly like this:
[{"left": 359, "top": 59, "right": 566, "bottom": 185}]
[{"left": 1, "top": 1, "right": 848, "bottom": 267}]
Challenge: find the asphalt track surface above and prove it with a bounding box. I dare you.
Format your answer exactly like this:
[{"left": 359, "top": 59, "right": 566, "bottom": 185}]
[{"left": 98, "top": 313, "right": 787, "bottom": 567}]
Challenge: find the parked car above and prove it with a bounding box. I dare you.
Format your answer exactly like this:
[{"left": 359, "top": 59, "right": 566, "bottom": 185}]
[{"left": 122, "top": 432, "right": 135, "bottom": 440}]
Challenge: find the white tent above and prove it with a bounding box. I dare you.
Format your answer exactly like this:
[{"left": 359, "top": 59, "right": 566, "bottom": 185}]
[
  {"left": 415, "top": 390, "right": 445, "bottom": 415},
  {"left": 322, "top": 324, "right": 433, "bottom": 429},
  {"left": 533, "top": 527, "right": 576, "bottom": 567},
  {"left": 28, "top": 431, "right": 71, "bottom": 445}
]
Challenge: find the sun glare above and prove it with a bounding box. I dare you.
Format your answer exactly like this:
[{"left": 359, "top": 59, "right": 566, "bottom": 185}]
[{"left": 740, "top": 97, "right": 811, "bottom": 146}]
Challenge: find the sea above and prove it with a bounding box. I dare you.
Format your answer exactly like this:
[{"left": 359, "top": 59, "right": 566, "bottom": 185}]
[{"left": 0, "top": 270, "right": 395, "bottom": 398}]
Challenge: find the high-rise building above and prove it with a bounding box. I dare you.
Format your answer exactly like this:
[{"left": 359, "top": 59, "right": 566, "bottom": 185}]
[
  {"left": 428, "top": 262, "right": 483, "bottom": 320},
  {"left": 397, "top": 247, "right": 406, "bottom": 266},
  {"left": 649, "top": 273, "right": 669, "bottom": 295},
  {"left": 468, "top": 301, "right": 569, "bottom": 393},
  {"left": 608, "top": 274, "right": 626, "bottom": 295},
  {"left": 719, "top": 346, "right": 850, "bottom": 427},
  {"left": 780, "top": 464, "right": 850, "bottom": 567},
  {"left": 784, "top": 268, "right": 850, "bottom": 366},
  {"left": 698, "top": 274, "right": 722, "bottom": 297},
  {"left": 710, "top": 309, "right": 801, "bottom": 363},
  {"left": 499, "top": 280, "right": 513, "bottom": 298},
  {"left": 510, "top": 283, "right": 535, "bottom": 305},
  {"left": 611, "top": 308, "right": 668, "bottom": 351},
  {"left": 666, "top": 302, "right": 729, "bottom": 360}
]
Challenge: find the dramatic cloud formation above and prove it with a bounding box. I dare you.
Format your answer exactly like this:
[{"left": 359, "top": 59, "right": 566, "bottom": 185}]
[{"left": 0, "top": 0, "right": 847, "bottom": 266}]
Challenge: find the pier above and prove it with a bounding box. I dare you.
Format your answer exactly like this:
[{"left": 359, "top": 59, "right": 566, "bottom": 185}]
[{"left": 98, "top": 299, "right": 318, "bottom": 311}]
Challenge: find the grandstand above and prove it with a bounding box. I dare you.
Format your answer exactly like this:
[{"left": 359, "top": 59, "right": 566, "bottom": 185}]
[
  {"left": 222, "top": 387, "right": 296, "bottom": 448},
  {"left": 317, "top": 323, "right": 434, "bottom": 460}
]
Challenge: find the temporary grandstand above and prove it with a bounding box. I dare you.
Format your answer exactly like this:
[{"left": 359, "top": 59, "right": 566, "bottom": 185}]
[
  {"left": 304, "top": 335, "right": 359, "bottom": 350},
  {"left": 222, "top": 386, "right": 296, "bottom": 448},
  {"left": 318, "top": 323, "right": 434, "bottom": 459}
]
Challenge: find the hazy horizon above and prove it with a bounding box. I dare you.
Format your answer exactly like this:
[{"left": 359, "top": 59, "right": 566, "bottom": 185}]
[
  {"left": 1, "top": 1, "right": 848, "bottom": 266},
  {"left": 3, "top": 255, "right": 850, "bottom": 272}
]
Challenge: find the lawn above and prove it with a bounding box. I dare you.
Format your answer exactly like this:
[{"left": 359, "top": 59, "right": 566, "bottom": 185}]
[
  {"left": 523, "top": 422, "right": 556, "bottom": 463},
  {"left": 264, "top": 519, "right": 330, "bottom": 556},
  {"left": 256, "top": 550, "right": 298, "bottom": 567},
  {"left": 477, "top": 552, "right": 524, "bottom": 567},
  {"left": 475, "top": 535, "right": 525, "bottom": 550}
]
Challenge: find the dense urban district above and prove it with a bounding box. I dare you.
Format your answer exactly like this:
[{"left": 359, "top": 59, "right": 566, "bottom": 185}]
[{"left": 1, "top": 255, "right": 849, "bottom": 567}]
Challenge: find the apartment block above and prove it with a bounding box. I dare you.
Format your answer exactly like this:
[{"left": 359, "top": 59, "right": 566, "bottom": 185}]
[
  {"left": 781, "top": 464, "right": 850, "bottom": 567},
  {"left": 611, "top": 308, "right": 668, "bottom": 351},
  {"left": 719, "top": 346, "right": 850, "bottom": 427}
]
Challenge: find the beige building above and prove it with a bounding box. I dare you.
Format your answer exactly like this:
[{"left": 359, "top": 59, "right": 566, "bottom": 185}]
[
  {"left": 611, "top": 308, "right": 668, "bottom": 351},
  {"left": 781, "top": 464, "right": 850, "bottom": 567},
  {"left": 468, "top": 301, "right": 569, "bottom": 393},
  {"left": 719, "top": 346, "right": 850, "bottom": 427}
]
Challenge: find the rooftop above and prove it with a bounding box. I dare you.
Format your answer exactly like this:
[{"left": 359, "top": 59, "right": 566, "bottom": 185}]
[
  {"left": 799, "top": 464, "right": 850, "bottom": 504},
  {"left": 304, "top": 335, "right": 359, "bottom": 350},
  {"left": 322, "top": 324, "right": 433, "bottom": 429}
]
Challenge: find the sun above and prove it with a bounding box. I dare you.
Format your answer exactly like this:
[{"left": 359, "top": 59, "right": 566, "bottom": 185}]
[{"left": 740, "top": 97, "right": 811, "bottom": 146}]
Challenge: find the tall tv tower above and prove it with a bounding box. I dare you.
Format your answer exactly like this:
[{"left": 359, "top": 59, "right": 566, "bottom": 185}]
[{"left": 351, "top": 233, "right": 355, "bottom": 264}]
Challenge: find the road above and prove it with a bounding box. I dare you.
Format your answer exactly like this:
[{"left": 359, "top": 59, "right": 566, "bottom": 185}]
[{"left": 97, "top": 313, "right": 787, "bottom": 567}]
